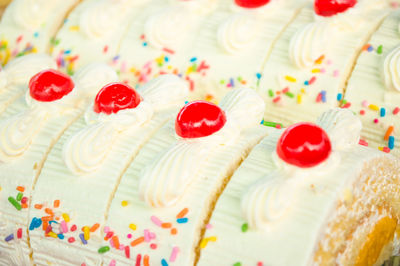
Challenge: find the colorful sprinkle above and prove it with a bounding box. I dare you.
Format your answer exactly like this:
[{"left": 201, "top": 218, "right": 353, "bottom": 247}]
[
  {"left": 369, "top": 104, "right": 379, "bottom": 111},
  {"left": 384, "top": 126, "right": 394, "bottom": 141},
  {"left": 98, "top": 246, "right": 110, "bottom": 254},
  {"left": 121, "top": 200, "right": 128, "bottom": 207},
  {"left": 380, "top": 108, "right": 386, "bottom": 117},
  {"left": 5, "top": 234, "right": 14, "bottom": 242},
  {"left": 241, "top": 223, "right": 249, "bottom": 233},
  {"left": 8, "top": 197, "right": 21, "bottom": 210},
  {"left": 161, "top": 258, "right": 169, "bottom": 266},
  {"left": 377, "top": 45, "right": 383, "bottom": 54},
  {"left": 170, "top": 246, "right": 180, "bottom": 262},
  {"left": 176, "top": 208, "right": 189, "bottom": 219},
  {"left": 129, "top": 223, "right": 137, "bottom": 231},
  {"left": 151, "top": 216, "right": 162, "bottom": 227},
  {"left": 79, "top": 233, "right": 87, "bottom": 245},
  {"left": 389, "top": 136, "right": 395, "bottom": 150}
]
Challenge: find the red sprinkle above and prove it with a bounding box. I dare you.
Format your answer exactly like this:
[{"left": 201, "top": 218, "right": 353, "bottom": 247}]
[
  {"left": 282, "top": 87, "right": 289, "bottom": 93},
  {"left": 17, "top": 228, "right": 22, "bottom": 239},
  {"left": 383, "top": 147, "right": 391, "bottom": 153},
  {"left": 125, "top": 246, "right": 130, "bottom": 258},
  {"left": 162, "top": 47, "right": 175, "bottom": 54},
  {"left": 70, "top": 225, "right": 77, "bottom": 232},
  {"left": 272, "top": 96, "right": 281, "bottom": 103},
  {"left": 309, "top": 76, "right": 316, "bottom": 85},
  {"left": 360, "top": 110, "right": 365, "bottom": 115},
  {"left": 393, "top": 107, "right": 400, "bottom": 115},
  {"left": 150, "top": 243, "right": 157, "bottom": 249},
  {"left": 21, "top": 197, "right": 28, "bottom": 204},
  {"left": 359, "top": 139, "right": 369, "bottom": 146},
  {"left": 68, "top": 237, "right": 75, "bottom": 243},
  {"left": 135, "top": 254, "right": 142, "bottom": 266}
]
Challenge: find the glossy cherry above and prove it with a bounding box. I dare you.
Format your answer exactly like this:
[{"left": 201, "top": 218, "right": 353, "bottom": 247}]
[
  {"left": 175, "top": 101, "right": 227, "bottom": 138},
  {"left": 276, "top": 122, "right": 332, "bottom": 168},
  {"left": 94, "top": 83, "right": 141, "bottom": 114},
  {"left": 29, "top": 69, "right": 75, "bottom": 102},
  {"left": 314, "top": 0, "right": 357, "bottom": 17},
  {"left": 235, "top": 0, "right": 271, "bottom": 8}
]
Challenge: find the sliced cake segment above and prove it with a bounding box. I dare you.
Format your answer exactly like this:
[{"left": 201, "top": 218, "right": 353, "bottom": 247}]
[
  {"left": 0, "top": 0, "right": 80, "bottom": 65},
  {"left": 101, "top": 88, "right": 273, "bottom": 265},
  {"left": 198, "top": 108, "right": 400, "bottom": 266},
  {"left": 28, "top": 75, "right": 189, "bottom": 265},
  {"left": 51, "top": 0, "right": 153, "bottom": 75},
  {"left": 258, "top": 0, "right": 391, "bottom": 126},
  {"left": 344, "top": 10, "right": 400, "bottom": 156},
  {"left": 185, "top": 0, "right": 305, "bottom": 101},
  {"left": 0, "top": 64, "right": 118, "bottom": 265}
]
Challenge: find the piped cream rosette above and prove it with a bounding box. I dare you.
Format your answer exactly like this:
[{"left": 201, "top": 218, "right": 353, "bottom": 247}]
[
  {"left": 241, "top": 108, "right": 362, "bottom": 230},
  {"left": 139, "top": 87, "right": 265, "bottom": 208},
  {"left": 0, "top": 63, "right": 118, "bottom": 162},
  {"left": 63, "top": 74, "right": 188, "bottom": 175}
]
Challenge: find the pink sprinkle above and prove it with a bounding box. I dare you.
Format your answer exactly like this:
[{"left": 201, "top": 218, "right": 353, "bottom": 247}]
[
  {"left": 393, "top": 107, "right": 400, "bottom": 115},
  {"left": 362, "top": 100, "right": 369, "bottom": 108},
  {"left": 316, "top": 93, "right": 322, "bottom": 103},
  {"left": 309, "top": 76, "right": 316, "bottom": 85},
  {"left": 150, "top": 243, "right": 157, "bottom": 249},
  {"left": 272, "top": 96, "right": 281, "bottom": 103},
  {"left": 359, "top": 139, "right": 369, "bottom": 146},
  {"left": 374, "top": 118, "right": 379, "bottom": 124},
  {"left": 143, "top": 61, "right": 152, "bottom": 70},
  {"left": 326, "top": 59, "right": 332, "bottom": 65},
  {"left": 16, "top": 35, "right": 23, "bottom": 43},
  {"left": 151, "top": 216, "right": 162, "bottom": 227},
  {"left": 121, "top": 61, "right": 127, "bottom": 73},
  {"left": 104, "top": 226, "right": 110, "bottom": 233},
  {"left": 144, "top": 229, "right": 150, "bottom": 242},
  {"left": 109, "top": 238, "right": 115, "bottom": 248},
  {"left": 257, "top": 262, "right": 264, "bottom": 266},
  {"left": 149, "top": 232, "right": 156, "bottom": 240},
  {"left": 276, "top": 124, "right": 282, "bottom": 129},
  {"left": 81, "top": 264, "right": 86, "bottom": 266},
  {"left": 60, "top": 221, "right": 68, "bottom": 234},
  {"left": 320, "top": 68, "right": 326, "bottom": 73},
  {"left": 127, "top": 233, "right": 132, "bottom": 239},
  {"left": 109, "top": 260, "right": 116, "bottom": 266},
  {"left": 120, "top": 244, "right": 125, "bottom": 250},
  {"left": 12, "top": 49, "right": 18, "bottom": 57},
  {"left": 103, "top": 45, "right": 108, "bottom": 53},
  {"left": 206, "top": 224, "right": 213, "bottom": 229},
  {"left": 170, "top": 246, "right": 180, "bottom": 262},
  {"left": 282, "top": 87, "right": 289, "bottom": 93},
  {"left": 333, "top": 70, "right": 339, "bottom": 77}
]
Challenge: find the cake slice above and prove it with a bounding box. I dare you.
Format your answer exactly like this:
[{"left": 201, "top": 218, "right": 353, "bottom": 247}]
[
  {"left": 0, "top": 54, "right": 56, "bottom": 115},
  {"left": 198, "top": 108, "right": 400, "bottom": 266},
  {"left": 51, "top": 0, "right": 153, "bottom": 75},
  {"left": 258, "top": 0, "right": 391, "bottom": 126},
  {"left": 186, "top": 0, "right": 305, "bottom": 102},
  {"left": 0, "top": 64, "right": 118, "bottom": 265},
  {"left": 0, "top": 0, "right": 80, "bottom": 65},
  {"left": 116, "top": 0, "right": 218, "bottom": 93},
  {"left": 344, "top": 10, "right": 400, "bottom": 156},
  {"left": 28, "top": 75, "right": 189, "bottom": 265},
  {"left": 101, "top": 88, "right": 272, "bottom": 265}
]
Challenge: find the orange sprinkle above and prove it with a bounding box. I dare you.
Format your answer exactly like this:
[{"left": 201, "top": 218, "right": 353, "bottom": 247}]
[
  {"left": 176, "top": 208, "right": 189, "bottom": 219},
  {"left": 53, "top": 200, "right": 60, "bottom": 208},
  {"left": 161, "top": 223, "right": 172, "bottom": 229},
  {"left": 384, "top": 126, "right": 394, "bottom": 141},
  {"left": 112, "top": 236, "right": 120, "bottom": 249},
  {"left": 34, "top": 204, "right": 43, "bottom": 209},
  {"left": 16, "top": 186, "right": 25, "bottom": 192},
  {"left": 90, "top": 223, "right": 100, "bottom": 232},
  {"left": 45, "top": 208, "right": 54, "bottom": 215},
  {"left": 131, "top": 236, "right": 144, "bottom": 247},
  {"left": 42, "top": 221, "right": 49, "bottom": 231},
  {"left": 315, "top": 55, "right": 325, "bottom": 64},
  {"left": 42, "top": 216, "right": 53, "bottom": 222},
  {"left": 21, "top": 203, "right": 28, "bottom": 209},
  {"left": 171, "top": 228, "right": 178, "bottom": 235},
  {"left": 143, "top": 255, "right": 150, "bottom": 266}
]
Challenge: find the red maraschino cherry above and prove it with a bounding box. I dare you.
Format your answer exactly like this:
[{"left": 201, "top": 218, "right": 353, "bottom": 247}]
[
  {"left": 29, "top": 69, "right": 75, "bottom": 102},
  {"left": 175, "top": 101, "right": 227, "bottom": 138},
  {"left": 276, "top": 122, "right": 332, "bottom": 168},
  {"left": 94, "top": 83, "right": 141, "bottom": 114},
  {"left": 235, "top": 0, "right": 271, "bottom": 8},
  {"left": 314, "top": 0, "right": 357, "bottom": 17}
]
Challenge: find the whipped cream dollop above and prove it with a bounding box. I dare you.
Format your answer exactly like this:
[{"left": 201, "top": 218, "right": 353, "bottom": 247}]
[
  {"left": 382, "top": 45, "right": 400, "bottom": 92},
  {"left": 139, "top": 88, "right": 265, "bottom": 208},
  {"left": 242, "top": 108, "right": 358, "bottom": 230},
  {"left": 171, "top": 0, "right": 217, "bottom": 15},
  {"left": 0, "top": 53, "right": 56, "bottom": 92},
  {"left": 218, "top": 15, "right": 259, "bottom": 54},
  {"left": 13, "top": 0, "right": 58, "bottom": 30},
  {"left": 63, "top": 74, "right": 188, "bottom": 175},
  {"left": 229, "top": 0, "right": 282, "bottom": 17},
  {"left": 80, "top": 0, "right": 134, "bottom": 39},
  {"left": 0, "top": 64, "right": 117, "bottom": 162}
]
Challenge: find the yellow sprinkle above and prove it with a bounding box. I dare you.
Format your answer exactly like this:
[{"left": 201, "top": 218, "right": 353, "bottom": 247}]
[
  {"left": 369, "top": 104, "right": 379, "bottom": 111},
  {"left": 130, "top": 67, "right": 136, "bottom": 73},
  {"left": 32, "top": 47, "right": 38, "bottom": 53},
  {"left": 285, "top": 75, "right": 297, "bottom": 83},
  {"left": 69, "top": 25, "right": 80, "bottom": 31},
  {"left": 62, "top": 213, "right": 70, "bottom": 223},
  {"left": 300, "top": 88, "right": 306, "bottom": 94},
  {"left": 378, "top": 147, "right": 384, "bottom": 151},
  {"left": 208, "top": 236, "right": 217, "bottom": 242},
  {"left": 0, "top": 186, "right": 2, "bottom": 191},
  {"left": 297, "top": 94, "right": 302, "bottom": 104},
  {"left": 200, "top": 236, "right": 217, "bottom": 249},
  {"left": 129, "top": 223, "right": 137, "bottom": 231},
  {"left": 121, "top": 200, "right": 128, "bottom": 207},
  {"left": 167, "top": 65, "right": 173, "bottom": 70},
  {"left": 311, "top": 69, "right": 321, "bottom": 73},
  {"left": 48, "top": 232, "right": 58, "bottom": 238},
  {"left": 83, "top": 226, "right": 90, "bottom": 240}
]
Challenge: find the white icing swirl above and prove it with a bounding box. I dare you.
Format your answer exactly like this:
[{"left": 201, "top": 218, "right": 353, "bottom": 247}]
[
  {"left": 382, "top": 45, "right": 400, "bottom": 92},
  {"left": 80, "top": 0, "right": 133, "bottom": 39},
  {"left": 289, "top": 22, "right": 332, "bottom": 68},
  {"left": 171, "top": 0, "right": 217, "bottom": 15},
  {"left": 138, "top": 88, "right": 264, "bottom": 207},
  {"left": 63, "top": 74, "right": 189, "bottom": 175},
  {"left": 144, "top": 7, "right": 192, "bottom": 49},
  {"left": 217, "top": 15, "right": 259, "bottom": 54},
  {"left": 229, "top": 0, "right": 282, "bottom": 17},
  {"left": 0, "top": 64, "right": 118, "bottom": 161},
  {"left": 13, "top": 0, "right": 58, "bottom": 30},
  {"left": 316, "top": 108, "right": 362, "bottom": 150}
]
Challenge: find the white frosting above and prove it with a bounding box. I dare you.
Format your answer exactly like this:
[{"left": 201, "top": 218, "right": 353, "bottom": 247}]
[
  {"left": 13, "top": 0, "right": 58, "bottom": 30},
  {"left": 63, "top": 74, "right": 189, "bottom": 175},
  {"left": 0, "top": 54, "right": 57, "bottom": 91},
  {"left": 229, "top": 0, "right": 283, "bottom": 17},
  {"left": 144, "top": 7, "right": 192, "bottom": 49},
  {"left": 138, "top": 88, "right": 264, "bottom": 208},
  {"left": 79, "top": 0, "right": 132, "bottom": 39},
  {"left": 217, "top": 15, "right": 259, "bottom": 54},
  {"left": 382, "top": 45, "right": 400, "bottom": 92},
  {"left": 316, "top": 108, "right": 362, "bottom": 150},
  {"left": 171, "top": 0, "right": 217, "bottom": 15},
  {"left": 0, "top": 64, "right": 117, "bottom": 162}
]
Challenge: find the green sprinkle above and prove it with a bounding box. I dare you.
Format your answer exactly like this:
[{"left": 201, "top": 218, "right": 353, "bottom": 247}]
[
  {"left": 192, "top": 64, "right": 197, "bottom": 72},
  {"left": 262, "top": 121, "right": 283, "bottom": 128},
  {"left": 16, "top": 192, "right": 23, "bottom": 201},
  {"left": 285, "top": 91, "right": 295, "bottom": 98},
  {"left": 98, "top": 246, "right": 110, "bottom": 254},
  {"left": 8, "top": 197, "right": 21, "bottom": 210},
  {"left": 342, "top": 99, "right": 348, "bottom": 105},
  {"left": 220, "top": 80, "right": 225, "bottom": 85},
  {"left": 237, "top": 76, "right": 242, "bottom": 82},
  {"left": 241, "top": 223, "right": 248, "bottom": 233},
  {"left": 268, "top": 89, "right": 274, "bottom": 97},
  {"left": 377, "top": 45, "right": 383, "bottom": 55},
  {"left": 233, "top": 263, "right": 242, "bottom": 266}
]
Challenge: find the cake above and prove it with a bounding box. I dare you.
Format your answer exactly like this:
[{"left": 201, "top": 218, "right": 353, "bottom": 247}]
[
  {"left": 0, "top": 0, "right": 80, "bottom": 65},
  {"left": 198, "top": 108, "right": 400, "bottom": 266}
]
